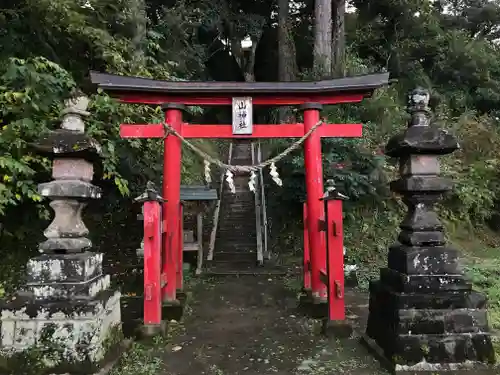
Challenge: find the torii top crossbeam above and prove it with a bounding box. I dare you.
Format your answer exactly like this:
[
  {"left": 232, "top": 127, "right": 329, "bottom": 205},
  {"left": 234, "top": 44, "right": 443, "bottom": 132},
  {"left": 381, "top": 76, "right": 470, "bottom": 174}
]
[{"left": 89, "top": 71, "right": 389, "bottom": 106}]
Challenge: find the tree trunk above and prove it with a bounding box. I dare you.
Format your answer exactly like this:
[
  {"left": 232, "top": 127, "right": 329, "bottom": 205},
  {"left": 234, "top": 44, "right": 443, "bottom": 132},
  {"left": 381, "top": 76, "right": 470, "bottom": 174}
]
[
  {"left": 129, "top": 0, "right": 147, "bottom": 71},
  {"left": 278, "top": 0, "right": 297, "bottom": 82},
  {"left": 313, "top": 0, "right": 333, "bottom": 79},
  {"left": 278, "top": 0, "right": 298, "bottom": 123},
  {"left": 332, "top": 0, "right": 346, "bottom": 77}
]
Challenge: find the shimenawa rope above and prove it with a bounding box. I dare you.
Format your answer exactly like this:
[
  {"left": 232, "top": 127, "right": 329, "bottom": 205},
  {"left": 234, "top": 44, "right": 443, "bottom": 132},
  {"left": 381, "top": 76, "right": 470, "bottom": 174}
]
[{"left": 162, "top": 120, "right": 324, "bottom": 174}]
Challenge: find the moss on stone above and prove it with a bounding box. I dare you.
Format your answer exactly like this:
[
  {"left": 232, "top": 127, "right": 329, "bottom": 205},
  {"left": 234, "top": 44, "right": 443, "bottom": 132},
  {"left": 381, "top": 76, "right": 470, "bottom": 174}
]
[{"left": 0, "top": 323, "right": 124, "bottom": 375}]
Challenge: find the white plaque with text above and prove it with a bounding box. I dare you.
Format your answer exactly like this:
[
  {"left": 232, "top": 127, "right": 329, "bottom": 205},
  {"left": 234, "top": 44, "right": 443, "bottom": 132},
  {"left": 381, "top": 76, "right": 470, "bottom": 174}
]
[{"left": 232, "top": 97, "right": 253, "bottom": 135}]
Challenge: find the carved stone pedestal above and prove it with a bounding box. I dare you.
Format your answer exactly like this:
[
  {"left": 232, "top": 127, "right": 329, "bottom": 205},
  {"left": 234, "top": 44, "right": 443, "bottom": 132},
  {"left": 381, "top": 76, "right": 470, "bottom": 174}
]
[
  {"left": 0, "top": 95, "right": 122, "bottom": 374},
  {"left": 363, "top": 89, "right": 496, "bottom": 373}
]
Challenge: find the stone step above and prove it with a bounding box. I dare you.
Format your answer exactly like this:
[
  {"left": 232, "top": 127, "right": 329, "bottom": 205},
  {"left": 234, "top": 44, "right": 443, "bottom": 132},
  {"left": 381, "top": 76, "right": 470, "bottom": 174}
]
[
  {"left": 215, "top": 246, "right": 257, "bottom": 253},
  {"left": 217, "top": 229, "right": 256, "bottom": 234},
  {"left": 220, "top": 201, "right": 255, "bottom": 206},
  {"left": 213, "top": 253, "right": 257, "bottom": 263},
  {"left": 217, "top": 230, "right": 256, "bottom": 235},
  {"left": 217, "top": 227, "right": 257, "bottom": 232},
  {"left": 221, "top": 200, "right": 255, "bottom": 206},
  {"left": 215, "top": 244, "right": 257, "bottom": 251},
  {"left": 218, "top": 216, "right": 256, "bottom": 221},
  {"left": 219, "top": 209, "right": 256, "bottom": 215},
  {"left": 215, "top": 240, "right": 257, "bottom": 246},
  {"left": 221, "top": 195, "right": 255, "bottom": 199},
  {"left": 216, "top": 233, "right": 257, "bottom": 240},
  {"left": 218, "top": 220, "right": 256, "bottom": 226},
  {"left": 218, "top": 208, "right": 255, "bottom": 214},
  {"left": 205, "top": 268, "right": 287, "bottom": 276},
  {"left": 220, "top": 203, "right": 255, "bottom": 208},
  {"left": 219, "top": 206, "right": 255, "bottom": 211},
  {"left": 204, "top": 261, "right": 287, "bottom": 276}
]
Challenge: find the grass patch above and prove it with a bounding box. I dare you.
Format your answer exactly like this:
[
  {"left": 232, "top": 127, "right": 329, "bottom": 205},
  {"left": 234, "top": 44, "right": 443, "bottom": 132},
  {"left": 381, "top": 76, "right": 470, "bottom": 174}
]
[{"left": 109, "top": 341, "right": 165, "bottom": 375}]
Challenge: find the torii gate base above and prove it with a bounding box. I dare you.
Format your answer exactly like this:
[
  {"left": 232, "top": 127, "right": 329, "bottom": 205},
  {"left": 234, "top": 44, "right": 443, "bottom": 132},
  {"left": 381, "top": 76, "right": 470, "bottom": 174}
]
[{"left": 90, "top": 71, "right": 389, "bottom": 335}]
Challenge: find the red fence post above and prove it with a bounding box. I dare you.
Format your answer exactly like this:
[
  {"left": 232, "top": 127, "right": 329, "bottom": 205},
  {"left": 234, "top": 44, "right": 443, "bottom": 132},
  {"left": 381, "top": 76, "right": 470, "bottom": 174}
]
[
  {"left": 301, "top": 103, "right": 327, "bottom": 302},
  {"left": 162, "top": 103, "right": 185, "bottom": 303},
  {"left": 177, "top": 204, "right": 184, "bottom": 292},
  {"left": 303, "top": 203, "right": 311, "bottom": 292},
  {"left": 135, "top": 184, "right": 164, "bottom": 336},
  {"left": 323, "top": 182, "right": 348, "bottom": 321}
]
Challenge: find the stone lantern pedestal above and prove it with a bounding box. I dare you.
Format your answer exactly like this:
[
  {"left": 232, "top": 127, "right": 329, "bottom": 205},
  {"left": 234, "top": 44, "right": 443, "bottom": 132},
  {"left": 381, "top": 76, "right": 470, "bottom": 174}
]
[
  {"left": 0, "top": 95, "right": 122, "bottom": 374},
  {"left": 363, "top": 89, "right": 496, "bottom": 373}
]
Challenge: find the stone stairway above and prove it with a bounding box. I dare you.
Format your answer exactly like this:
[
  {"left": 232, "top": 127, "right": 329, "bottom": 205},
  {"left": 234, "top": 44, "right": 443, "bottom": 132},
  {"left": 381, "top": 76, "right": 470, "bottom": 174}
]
[{"left": 211, "top": 141, "right": 258, "bottom": 272}]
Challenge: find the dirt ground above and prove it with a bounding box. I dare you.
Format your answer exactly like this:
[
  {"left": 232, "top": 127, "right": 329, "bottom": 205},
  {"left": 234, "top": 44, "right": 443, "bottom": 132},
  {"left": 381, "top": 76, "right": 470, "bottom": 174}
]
[{"left": 151, "top": 275, "right": 389, "bottom": 375}]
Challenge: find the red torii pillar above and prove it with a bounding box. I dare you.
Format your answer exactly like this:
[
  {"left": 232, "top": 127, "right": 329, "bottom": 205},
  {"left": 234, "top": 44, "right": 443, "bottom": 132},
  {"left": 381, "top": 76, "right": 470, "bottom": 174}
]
[{"left": 89, "top": 71, "right": 389, "bottom": 307}]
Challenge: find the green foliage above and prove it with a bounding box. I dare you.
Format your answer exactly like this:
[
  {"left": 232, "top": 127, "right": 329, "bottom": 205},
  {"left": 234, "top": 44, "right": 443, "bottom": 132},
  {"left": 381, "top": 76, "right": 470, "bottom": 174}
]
[
  {"left": 110, "top": 342, "right": 164, "bottom": 375},
  {"left": 0, "top": 0, "right": 214, "bottom": 220},
  {"left": 466, "top": 257, "right": 500, "bottom": 330},
  {"left": 0, "top": 57, "right": 75, "bottom": 215}
]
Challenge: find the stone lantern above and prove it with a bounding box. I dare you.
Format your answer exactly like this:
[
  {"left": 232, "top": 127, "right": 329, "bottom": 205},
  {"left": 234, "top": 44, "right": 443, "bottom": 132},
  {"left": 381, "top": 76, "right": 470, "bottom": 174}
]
[
  {"left": 0, "top": 93, "right": 122, "bottom": 373},
  {"left": 363, "top": 88, "right": 495, "bottom": 372}
]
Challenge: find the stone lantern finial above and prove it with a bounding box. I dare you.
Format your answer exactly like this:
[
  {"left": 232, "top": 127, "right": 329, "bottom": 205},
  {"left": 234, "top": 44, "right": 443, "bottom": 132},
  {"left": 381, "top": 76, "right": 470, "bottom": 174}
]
[
  {"left": 408, "top": 87, "right": 430, "bottom": 110},
  {"left": 407, "top": 87, "right": 431, "bottom": 127},
  {"left": 61, "top": 94, "right": 91, "bottom": 132}
]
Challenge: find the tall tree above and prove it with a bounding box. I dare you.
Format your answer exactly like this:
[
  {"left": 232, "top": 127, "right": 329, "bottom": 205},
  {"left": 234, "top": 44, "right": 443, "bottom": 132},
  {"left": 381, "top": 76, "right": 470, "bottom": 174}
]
[
  {"left": 278, "top": 0, "right": 298, "bottom": 83},
  {"left": 313, "top": 0, "right": 333, "bottom": 78},
  {"left": 278, "top": 0, "right": 298, "bottom": 122},
  {"left": 332, "top": 0, "right": 346, "bottom": 77},
  {"left": 129, "top": 0, "right": 148, "bottom": 71}
]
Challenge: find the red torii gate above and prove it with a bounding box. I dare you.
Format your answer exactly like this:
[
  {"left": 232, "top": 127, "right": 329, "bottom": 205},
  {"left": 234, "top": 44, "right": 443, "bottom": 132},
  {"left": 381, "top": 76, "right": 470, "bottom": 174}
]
[{"left": 90, "top": 71, "right": 388, "bottom": 327}]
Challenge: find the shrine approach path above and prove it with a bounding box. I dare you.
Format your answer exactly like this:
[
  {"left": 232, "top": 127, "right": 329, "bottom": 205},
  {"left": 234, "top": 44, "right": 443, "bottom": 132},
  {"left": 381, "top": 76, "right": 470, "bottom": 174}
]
[{"left": 154, "top": 274, "right": 389, "bottom": 375}]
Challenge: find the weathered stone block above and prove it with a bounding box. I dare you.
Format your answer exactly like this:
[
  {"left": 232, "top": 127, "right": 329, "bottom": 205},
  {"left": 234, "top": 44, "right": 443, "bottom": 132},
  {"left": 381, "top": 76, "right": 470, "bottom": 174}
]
[
  {"left": 444, "top": 309, "right": 490, "bottom": 334},
  {"left": 398, "top": 230, "right": 446, "bottom": 246},
  {"left": 399, "top": 155, "right": 440, "bottom": 176},
  {"left": 26, "top": 252, "right": 103, "bottom": 284},
  {"left": 390, "top": 176, "right": 453, "bottom": 194},
  {"left": 38, "top": 180, "right": 102, "bottom": 199},
  {"left": 395, "top": 308, "right": 489, "bottom": 335},
  {"left": 33, "top": 130, "right": 101, "bottom": 160},
  {"left": 0, "top": 290, "right": 121, "bottom": 371},
  {"left": 24, "top": 274, "right": 111, "bottom": 300},
  {"left": 43, "top": 200, "right": 89, "bottom": 239},
  {"left": 39, "top": 237, "right": 92, "bottom": 253},
  {"left": 388, "top": 244, "right": 460, "bottom": 274},
  {"left": 385, "top": 126, "right": 459, "bottom": 158},
  {"left": 393, "top": 333, "right": 495, "bottom": 365},
  {"left": 380, "top": 268, "right": 471, "bottom": 293},
  {"left": 52, "top": 159, "right": 94, "bottom": 182},
  {"left": 369, "top": 280, "right": 487, "bottom": 311},
  {"left": 399, "top": 203, "right": 444, "bottom": 232},
  {"left": 397, "top": 309, "right": 446, "bottom": 335},
  {"left": 60, "top": 96, "right": 90, "bottom": 132}
]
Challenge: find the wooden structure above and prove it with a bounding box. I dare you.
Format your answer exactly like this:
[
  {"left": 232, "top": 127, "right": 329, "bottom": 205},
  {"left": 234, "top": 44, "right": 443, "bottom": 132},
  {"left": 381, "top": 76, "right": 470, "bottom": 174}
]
[
  {"left": 90, "top": 71, "right": 389, "bottom": 334},
  {"left": 136, "top": 184, "right": 217, "bottom": 272},
  {"left": 179, "top": 185, "right": 217, "bottom": 274}
]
